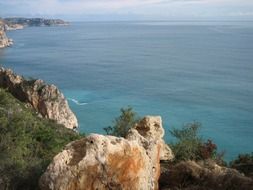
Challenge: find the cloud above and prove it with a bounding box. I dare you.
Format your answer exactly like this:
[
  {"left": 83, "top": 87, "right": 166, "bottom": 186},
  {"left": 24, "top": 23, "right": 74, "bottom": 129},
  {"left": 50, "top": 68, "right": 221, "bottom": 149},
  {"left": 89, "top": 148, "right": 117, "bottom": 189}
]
[{"left": 0, "top": 0, "right": 253, "bottom": 20}]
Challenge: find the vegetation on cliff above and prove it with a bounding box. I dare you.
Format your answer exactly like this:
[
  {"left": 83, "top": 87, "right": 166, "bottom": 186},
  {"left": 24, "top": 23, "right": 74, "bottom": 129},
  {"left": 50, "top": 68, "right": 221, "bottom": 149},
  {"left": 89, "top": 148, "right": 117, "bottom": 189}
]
[
  {"left": 0, "top": 89, "right": 82, "bottom": 190},
  {"left": 104, "top": 107, "right": 139, "bottom": 137},
  {"left": 169, "top": 122, "right": 225, "bottom": 164},
  {"left": 230, "top": 153, "right": 253, "bottom": 177}
]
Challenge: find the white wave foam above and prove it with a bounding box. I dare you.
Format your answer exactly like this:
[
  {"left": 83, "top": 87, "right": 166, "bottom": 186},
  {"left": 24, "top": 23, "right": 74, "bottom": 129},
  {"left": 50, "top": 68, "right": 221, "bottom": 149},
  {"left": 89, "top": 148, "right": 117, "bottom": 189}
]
[{"left": 68, "top": 98, "right": 88, "bottom": 106}]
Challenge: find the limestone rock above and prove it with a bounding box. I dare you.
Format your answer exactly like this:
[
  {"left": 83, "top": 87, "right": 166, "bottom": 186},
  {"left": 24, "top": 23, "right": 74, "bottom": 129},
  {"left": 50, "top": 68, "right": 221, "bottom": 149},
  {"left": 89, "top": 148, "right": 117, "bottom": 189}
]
[
  {"left": 127, "top": 116, "right": 174, "bottom": 161},
  {"left": 0, "top": 67, "right": 78, "bottom": 129},
  {"left": 40, "top": 135, "right": 151, "bottom": 190},
  {"left": 39, "top": 116, "right": 174, "bottom": 190}
]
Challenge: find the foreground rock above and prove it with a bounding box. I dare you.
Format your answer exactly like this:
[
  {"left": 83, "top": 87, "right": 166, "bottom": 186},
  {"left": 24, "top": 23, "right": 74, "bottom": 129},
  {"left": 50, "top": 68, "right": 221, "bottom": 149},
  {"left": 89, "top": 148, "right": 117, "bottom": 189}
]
[
  {"left": 0, "top": 67, "right": 78, "bottom": 129},
  {"left": 159, "top": 160, "right": 253, "bottom": 190},
  {"left": 39, "top": 116, "right": 174, "bottom": 190}
]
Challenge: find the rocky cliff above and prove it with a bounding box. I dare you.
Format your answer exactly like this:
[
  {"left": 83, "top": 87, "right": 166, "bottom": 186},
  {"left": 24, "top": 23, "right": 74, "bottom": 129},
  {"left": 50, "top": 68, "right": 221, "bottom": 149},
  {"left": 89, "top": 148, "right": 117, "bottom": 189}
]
[
  {"left": 0, "top": 20, "right": 13, "bottom": 48},
  {"left": 39, "top": 116, "right": 174, "bottom": 190},
  {"left": 0, "top": 67, "right": 78, "bottom": 129}
]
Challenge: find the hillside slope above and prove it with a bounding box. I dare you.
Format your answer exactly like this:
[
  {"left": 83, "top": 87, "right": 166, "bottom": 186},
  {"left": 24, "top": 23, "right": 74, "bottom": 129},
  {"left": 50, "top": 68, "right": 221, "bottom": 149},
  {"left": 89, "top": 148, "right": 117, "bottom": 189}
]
[{"left": 0, "top": 89, "right": 81, "bottom": 190}]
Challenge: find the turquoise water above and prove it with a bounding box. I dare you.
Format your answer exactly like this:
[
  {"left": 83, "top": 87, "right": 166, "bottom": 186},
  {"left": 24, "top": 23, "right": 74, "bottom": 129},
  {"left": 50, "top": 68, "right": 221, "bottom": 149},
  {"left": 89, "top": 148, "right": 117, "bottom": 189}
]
[{"left": 0, "top": 21, "right": 253, "bottom": 160}]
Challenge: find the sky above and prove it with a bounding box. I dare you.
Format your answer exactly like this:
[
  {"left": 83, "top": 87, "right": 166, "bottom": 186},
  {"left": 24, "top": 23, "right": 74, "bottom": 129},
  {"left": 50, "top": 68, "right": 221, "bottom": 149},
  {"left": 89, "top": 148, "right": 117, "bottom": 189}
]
[{"left": 0, "top": 0, "right": 253, "bottom": 21}]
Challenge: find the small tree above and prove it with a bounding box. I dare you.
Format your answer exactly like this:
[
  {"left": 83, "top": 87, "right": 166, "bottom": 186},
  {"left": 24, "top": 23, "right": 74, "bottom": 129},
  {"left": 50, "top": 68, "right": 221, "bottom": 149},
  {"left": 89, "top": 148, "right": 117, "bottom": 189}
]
[
  {"left": 170, "top": 122, "right": 221, "bottom": 162},
  {"left": 104, "top": 107, "right": 139, "bottom": 138},
  {"left": 230, "top": 153, "right": 253, "bottom": 176},
  {"left": 170, "top": 122, "right": 203, "bottom": 161}
]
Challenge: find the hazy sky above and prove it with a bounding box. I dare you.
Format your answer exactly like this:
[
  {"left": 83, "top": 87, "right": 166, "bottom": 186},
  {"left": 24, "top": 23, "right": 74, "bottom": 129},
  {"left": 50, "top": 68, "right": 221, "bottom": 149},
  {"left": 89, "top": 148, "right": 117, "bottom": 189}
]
[{"left": 1, "top": 0, "right": 253, "bottom": 21}]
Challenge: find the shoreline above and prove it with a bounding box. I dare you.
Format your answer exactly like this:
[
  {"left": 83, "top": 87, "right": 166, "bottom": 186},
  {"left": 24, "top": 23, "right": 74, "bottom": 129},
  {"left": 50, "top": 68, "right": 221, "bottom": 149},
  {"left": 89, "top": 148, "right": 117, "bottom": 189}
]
[{"left": 0, "top": 17, "right": 69, "bottom": 48}]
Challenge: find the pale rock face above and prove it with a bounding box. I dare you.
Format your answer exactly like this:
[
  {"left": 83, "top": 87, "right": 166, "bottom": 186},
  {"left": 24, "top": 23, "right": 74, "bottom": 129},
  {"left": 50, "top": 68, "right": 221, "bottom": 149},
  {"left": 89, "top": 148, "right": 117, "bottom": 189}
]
[
  {"left": 40, "top": 135, "right": 151, "bottom": 190},
  {"left": 0, "top": 23, "right": 13, "bottom": 48},
  {"left": 0, "top": 32, "right": 13, "bottom": 48},
  {"left": 0, "top": 67, "right": 78, "bottom": 129},
  {"left": 127, "top": 116, "right": 174, "bottom": 161},
  {"left": 39, "top": 116, "right": 174, "bottom": 190}
]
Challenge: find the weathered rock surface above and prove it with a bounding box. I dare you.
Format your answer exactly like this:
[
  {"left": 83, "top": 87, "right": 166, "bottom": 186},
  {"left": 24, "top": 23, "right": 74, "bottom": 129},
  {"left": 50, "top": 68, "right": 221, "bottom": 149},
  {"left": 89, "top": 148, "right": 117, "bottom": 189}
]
[
  {"left": 159, "top": 160, "right": 253, "bottom": 190},
  {"left": 127, "top": 116, "right": 174, "bottom": 161},
  {"left": 0, "top": 67, "right": 78, "bottom": 129},
  {"left": 39, "top": 116, "right": 174, "bottom": 190}
]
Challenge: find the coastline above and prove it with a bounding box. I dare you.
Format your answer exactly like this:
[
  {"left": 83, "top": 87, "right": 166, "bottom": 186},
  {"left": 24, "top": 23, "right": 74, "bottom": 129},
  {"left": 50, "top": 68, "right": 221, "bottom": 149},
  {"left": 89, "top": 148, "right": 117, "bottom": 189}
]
[{"left": 0, "top": 17, "right": 69, "bottom": 48}]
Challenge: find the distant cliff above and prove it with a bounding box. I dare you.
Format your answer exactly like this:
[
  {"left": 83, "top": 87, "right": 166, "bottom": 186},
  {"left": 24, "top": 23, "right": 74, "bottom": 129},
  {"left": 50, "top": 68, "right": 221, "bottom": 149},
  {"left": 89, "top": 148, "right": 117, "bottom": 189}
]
[
  {"left": 0, "top": 67, "right": 78, "bottom": 129},
  {"left": 0, "top": 20, "right": 13, "bottom": 48},
  {"left": 0, "top": 17, "right": 69, "bottom": 48},
  {"left": 4, "top": 17, "right": 69, "bottom": 27}
]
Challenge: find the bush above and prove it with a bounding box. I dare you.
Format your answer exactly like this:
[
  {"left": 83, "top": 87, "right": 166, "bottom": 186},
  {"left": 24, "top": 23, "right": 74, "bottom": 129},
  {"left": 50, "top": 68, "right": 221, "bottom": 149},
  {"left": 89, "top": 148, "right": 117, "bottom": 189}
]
[
  {"left": 0, "top": 89, "right": 82, "bottom": 189},
  {"left": 230, "top": 153, "right": 253, "bottom": 176},
  {"left": 169, "top": 122, "right": 222, "bottom": 163},
  {"left": 104, "top": 107, "right": 139, "bottom": 138},
  {"left": 169, "top": 122, "right": 203, "bottom": 161}
]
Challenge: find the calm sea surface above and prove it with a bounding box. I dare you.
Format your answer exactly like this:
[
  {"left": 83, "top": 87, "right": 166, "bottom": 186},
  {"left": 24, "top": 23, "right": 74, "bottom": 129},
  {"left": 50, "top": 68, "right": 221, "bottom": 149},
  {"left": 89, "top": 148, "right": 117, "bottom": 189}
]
[{"left": 1, "top": 21, "right": 253, "bottom": 160}]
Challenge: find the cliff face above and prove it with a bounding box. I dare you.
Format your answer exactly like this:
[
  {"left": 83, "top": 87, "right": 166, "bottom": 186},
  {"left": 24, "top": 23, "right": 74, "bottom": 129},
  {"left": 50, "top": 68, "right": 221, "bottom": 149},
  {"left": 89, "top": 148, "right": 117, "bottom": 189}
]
[
  {"left": 0, "top": 67, "right": 78, "bottom": 129},
  {"left": 39, "top": 116, "right": 174, "bottom": 190},
  {"left": 0, "top": 20, "right": 13, "bottom": 48}
]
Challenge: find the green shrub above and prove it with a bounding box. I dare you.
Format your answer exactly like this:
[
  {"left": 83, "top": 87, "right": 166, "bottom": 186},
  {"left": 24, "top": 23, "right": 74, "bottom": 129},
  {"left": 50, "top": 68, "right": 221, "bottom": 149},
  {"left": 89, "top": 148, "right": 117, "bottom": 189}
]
[
  {"left": 169, "top": 122, "right": 223, "bottom": 163},
  {"left": 0, "top": 89, "right": 82, "bottom": 190},
  {"left": 169, "top": 122, "right": 203, "bottom": 161},
  {"left": 104, "top": 107, "right": 139, "bottom": 137},
  {"left": 230, "top": 153, "right": 253, "bottom": 176}
]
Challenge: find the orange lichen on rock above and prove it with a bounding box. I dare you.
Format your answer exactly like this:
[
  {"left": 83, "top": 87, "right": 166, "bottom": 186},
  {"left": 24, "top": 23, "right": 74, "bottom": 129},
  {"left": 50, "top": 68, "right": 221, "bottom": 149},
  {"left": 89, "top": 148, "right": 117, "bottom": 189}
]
[{"left": 107, "top": 147, "right": 145, "bottom": 188}]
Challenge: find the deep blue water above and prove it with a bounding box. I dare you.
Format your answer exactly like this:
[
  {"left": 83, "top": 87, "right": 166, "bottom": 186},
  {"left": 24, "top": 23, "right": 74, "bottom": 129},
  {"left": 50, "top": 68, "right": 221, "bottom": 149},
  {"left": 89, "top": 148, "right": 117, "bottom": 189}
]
[{"left": 0, "top": 21, "right": 253, "bottom": 160}]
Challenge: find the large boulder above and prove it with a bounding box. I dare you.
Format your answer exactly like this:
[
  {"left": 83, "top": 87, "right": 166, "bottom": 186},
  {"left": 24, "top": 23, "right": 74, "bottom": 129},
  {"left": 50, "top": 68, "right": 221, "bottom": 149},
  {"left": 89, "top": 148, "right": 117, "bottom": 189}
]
[
  {"left": 39, "top": 116, "right": 174, "bottom": 190},
  {"left": 0, "top": 67, "right": 78, "bottom": 129}
]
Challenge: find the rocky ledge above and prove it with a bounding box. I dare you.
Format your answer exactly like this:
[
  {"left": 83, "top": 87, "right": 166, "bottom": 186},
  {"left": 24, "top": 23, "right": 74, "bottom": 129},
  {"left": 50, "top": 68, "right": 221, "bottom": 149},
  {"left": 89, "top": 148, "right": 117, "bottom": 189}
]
[
  {"left": 160, "top": 160, "right": 253, "bottom": 190},
  {"left": 39, "top": 116, "right": 174, "bottom": 190},
  {"left": 0, "top": 67, "right": 78, "bottom": 129}
]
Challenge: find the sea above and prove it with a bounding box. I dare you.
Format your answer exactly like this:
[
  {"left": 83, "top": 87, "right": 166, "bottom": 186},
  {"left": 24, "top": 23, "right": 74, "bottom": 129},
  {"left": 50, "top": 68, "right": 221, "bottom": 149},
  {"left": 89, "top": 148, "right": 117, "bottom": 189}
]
[{"left": 0, "top": 21, "right": 253, "bottom": 160}]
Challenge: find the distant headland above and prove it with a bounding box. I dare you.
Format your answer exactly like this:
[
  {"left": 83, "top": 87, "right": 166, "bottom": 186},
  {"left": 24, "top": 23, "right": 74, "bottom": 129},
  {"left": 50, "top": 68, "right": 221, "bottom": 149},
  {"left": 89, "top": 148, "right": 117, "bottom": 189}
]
[{"left": 0, "top": 17, "right": 69, "bottom": 48}]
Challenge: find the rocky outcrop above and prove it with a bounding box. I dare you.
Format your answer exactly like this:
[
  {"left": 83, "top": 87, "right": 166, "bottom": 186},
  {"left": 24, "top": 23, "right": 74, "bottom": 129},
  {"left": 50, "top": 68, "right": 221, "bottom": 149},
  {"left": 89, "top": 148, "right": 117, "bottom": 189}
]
[
  {"left": 159, "top": 160, "right": 253, "bottom": 190},
  {"left": 0, "top": 20, "right": 13, "bottom": 48},
  {"left": 0, "top": 67, "right": 78, "bottom": 129},
  {"left": 4, "top": 23, "right": 24, "bottom": 31},
  {"left": 39, "top": 116, "right": 174, "bottom": 190},
  {"left": 127, "top": 116, "right": 174, "bottom": 161}
]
